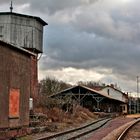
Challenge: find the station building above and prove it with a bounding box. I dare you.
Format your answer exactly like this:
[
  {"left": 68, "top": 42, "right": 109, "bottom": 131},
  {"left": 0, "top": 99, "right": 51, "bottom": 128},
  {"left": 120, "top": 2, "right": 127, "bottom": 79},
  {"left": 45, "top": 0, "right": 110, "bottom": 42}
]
[{"left": 50, "top": 85, "right": 128, "bottom": 114}]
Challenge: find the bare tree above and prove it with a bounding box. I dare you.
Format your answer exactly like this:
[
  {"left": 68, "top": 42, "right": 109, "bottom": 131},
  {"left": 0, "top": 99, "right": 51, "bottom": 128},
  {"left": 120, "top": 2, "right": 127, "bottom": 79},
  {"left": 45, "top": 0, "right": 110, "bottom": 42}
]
[
  {"left": 38, "top": 77, "right": 71, "bottom": 107},
  {"left": 77, "top": 81, "right": 106, "bottom": 89}
]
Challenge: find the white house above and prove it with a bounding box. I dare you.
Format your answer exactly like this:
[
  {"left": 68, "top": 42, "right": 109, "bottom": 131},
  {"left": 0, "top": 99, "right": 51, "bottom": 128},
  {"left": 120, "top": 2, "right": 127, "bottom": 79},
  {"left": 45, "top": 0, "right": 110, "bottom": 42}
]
[
  {"left": 99, "top": 85, "right": 128, "bottom": 114},
  {"left": 99, "top": 85, "right": 128, "bottom": 103}
]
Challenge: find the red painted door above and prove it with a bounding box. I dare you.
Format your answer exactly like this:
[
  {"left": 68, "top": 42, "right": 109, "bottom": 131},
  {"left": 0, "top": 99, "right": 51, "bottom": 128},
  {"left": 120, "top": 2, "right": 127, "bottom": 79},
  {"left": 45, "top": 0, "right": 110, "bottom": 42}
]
[{"left": 9, "top": 89, "right": 20, "bottom": 118}]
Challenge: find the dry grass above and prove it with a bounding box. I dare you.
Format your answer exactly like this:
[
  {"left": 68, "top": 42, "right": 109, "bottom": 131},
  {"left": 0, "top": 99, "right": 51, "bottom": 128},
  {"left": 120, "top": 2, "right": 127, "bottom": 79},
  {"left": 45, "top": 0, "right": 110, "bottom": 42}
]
[{"left": 33, "top": 105, "right": 99, "bottom": 131}]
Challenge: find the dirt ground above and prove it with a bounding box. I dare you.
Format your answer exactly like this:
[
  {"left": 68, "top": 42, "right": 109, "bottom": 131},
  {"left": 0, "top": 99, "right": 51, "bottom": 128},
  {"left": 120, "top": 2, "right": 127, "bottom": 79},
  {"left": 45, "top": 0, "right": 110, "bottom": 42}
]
[
  {"left": 30, "top": 106, "right": 110, "bottom": 132},
  {"left": 19, "top": 108, "right": 140, "bottom": 140}
]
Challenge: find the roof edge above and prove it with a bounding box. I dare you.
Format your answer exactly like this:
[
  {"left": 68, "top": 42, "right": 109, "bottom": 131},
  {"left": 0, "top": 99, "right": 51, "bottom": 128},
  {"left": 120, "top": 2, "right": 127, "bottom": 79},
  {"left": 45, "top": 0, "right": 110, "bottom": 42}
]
[
  {"left": 49, "top": 85, "right": 128, "bottom": 103},
  {"left": 0, "top": 12, "right": 48, "bottom": 26},
  {"left": 0, "top": 40, "right": 37, "bottom": 56}
]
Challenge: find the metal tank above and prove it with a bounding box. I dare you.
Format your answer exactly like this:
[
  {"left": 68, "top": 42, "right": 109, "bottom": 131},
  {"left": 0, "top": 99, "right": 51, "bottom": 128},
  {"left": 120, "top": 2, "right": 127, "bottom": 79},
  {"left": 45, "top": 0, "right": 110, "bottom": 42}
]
[{"left": 0, "top": 12, "right": 47, "bottom": 53}]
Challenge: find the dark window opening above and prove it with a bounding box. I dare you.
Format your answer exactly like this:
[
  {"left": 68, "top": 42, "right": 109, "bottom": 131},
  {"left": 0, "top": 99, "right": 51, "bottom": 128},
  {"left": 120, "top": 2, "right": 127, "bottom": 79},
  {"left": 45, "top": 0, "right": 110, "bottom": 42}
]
[{"left": 107, "top": 89, "right": 110, "bottom": 95}]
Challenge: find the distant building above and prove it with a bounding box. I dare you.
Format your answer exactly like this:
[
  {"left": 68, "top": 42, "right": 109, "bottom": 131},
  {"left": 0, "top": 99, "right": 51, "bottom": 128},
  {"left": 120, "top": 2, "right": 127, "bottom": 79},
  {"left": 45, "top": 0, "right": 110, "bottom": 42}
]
[
  {"left": 92, "top": 84, "right": 128, "bottom": 114},
  {"left": 99, "top": 85, "right": 128, "bottom": 103},
  {"left": 50, "top": 85, "right": 128, "bottom": 114},
  {"left": 128, "top": 96, "right": 140, "bottom": 114}
]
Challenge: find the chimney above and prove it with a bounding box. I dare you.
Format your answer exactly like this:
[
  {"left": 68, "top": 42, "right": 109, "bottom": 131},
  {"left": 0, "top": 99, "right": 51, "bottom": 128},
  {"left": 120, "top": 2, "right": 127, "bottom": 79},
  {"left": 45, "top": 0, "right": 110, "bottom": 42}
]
[{"left": 110, "top": 84, "right": 114, "bottom": 88}]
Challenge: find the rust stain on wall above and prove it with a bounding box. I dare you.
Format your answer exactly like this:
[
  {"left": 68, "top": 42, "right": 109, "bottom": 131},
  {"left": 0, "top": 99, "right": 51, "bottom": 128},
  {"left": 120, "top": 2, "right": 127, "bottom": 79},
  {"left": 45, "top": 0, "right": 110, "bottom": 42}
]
[{"left": 9, "top": 89, "right": 20, "bottom": 118}]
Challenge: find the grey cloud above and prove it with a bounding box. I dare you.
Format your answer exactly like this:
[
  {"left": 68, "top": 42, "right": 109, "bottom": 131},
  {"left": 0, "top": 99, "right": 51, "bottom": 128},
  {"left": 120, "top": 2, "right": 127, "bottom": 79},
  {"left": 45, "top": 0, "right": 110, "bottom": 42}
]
[
  {"left": 1, "top": 0, "right": 140, "bottom": 92},
  {"left": 0, "top": 0, "right": 99, "bottom": 16},
  {"left": 0, "top": 0, "right": 30, "bottom": 5},
  {"left": 29, "top": 0, "right": 99, "bottom": 15},
  {"left": 41, "top": 23, "right": 140, "bottom": 81},
  {"left": 71, "top": 6, "right": 140, "bottom": 44}
]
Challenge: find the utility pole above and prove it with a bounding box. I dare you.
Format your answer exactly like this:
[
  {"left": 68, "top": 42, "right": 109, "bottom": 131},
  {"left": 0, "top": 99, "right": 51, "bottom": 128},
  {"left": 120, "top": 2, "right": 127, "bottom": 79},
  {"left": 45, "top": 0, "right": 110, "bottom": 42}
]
[
  {"left": 137, "top": 76, "right": 139, "bottom": 113},
  {"left": 129, "top": 92, "right": 131, "bottom": 114}
]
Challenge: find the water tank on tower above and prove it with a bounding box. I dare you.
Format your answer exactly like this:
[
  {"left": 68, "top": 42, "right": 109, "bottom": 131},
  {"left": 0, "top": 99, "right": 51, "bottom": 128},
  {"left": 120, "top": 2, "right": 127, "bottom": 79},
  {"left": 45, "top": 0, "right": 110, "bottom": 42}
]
[{"left": 0, "top": 10, "right": 47, "bottom": 53}]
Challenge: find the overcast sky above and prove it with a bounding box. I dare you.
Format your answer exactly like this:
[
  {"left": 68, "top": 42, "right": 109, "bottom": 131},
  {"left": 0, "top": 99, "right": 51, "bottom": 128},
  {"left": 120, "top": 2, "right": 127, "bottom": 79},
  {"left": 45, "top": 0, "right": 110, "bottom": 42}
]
[{"left": 1, "top": 0, "right": 140, "bottom": 95}]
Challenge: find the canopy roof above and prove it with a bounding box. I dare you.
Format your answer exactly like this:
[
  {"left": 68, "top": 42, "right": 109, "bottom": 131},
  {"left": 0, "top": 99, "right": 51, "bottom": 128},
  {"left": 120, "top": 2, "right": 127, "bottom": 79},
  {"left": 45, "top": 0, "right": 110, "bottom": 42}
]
[{"left": 50, "top": 85, "right": 127, "bottom": 103}]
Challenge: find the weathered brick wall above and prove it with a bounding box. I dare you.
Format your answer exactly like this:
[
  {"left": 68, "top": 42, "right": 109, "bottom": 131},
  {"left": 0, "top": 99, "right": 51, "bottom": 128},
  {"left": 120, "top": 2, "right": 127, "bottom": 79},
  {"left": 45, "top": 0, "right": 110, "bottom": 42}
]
[
  {"left": 30, "top": 55, "right": 38, "bottom": 109},
  {"left": 0, "top": 42, "right": 31, "bottom": 128}
]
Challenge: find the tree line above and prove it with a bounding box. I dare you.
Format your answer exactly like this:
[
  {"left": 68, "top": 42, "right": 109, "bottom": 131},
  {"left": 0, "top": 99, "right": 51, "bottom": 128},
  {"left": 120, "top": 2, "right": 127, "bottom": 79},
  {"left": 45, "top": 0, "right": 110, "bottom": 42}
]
[{"left": 37, "top": 77, "right": 109, "bottom": 108}]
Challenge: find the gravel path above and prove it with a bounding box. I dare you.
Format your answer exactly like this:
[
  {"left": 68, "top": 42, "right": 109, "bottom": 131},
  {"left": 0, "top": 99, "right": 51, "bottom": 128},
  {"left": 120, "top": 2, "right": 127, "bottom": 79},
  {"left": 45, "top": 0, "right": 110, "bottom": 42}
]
[
  {"left": 88, "top": 117, "right": 134, "bottom": 140},
  {"left": 20, "top": 118, "right": 98, "bottom": 140},
  {"left": 49, "top": 118, "right": 110, "bottom": 140}
]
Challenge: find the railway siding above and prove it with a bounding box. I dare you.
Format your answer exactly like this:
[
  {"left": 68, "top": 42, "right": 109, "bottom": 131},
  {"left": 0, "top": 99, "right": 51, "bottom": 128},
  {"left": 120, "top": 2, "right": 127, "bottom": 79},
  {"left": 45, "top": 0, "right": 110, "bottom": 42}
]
[
  {"left": 88, "top": 117, "right": 134, "bottom": 140},
  {"left": 23, "top": 118, "right": 111, "bottom": 140},
  {"left": 53, "top": 118, "right": 111, "bottom": 140},
  {"left": 102, "top": 121, "right": 135, "bottom": 140},
  {"left": 18, "top": 116, "right": 137, "bottom": 140},
  {"left": 118, "top": 118, "right": 140, "bottom": 140}
]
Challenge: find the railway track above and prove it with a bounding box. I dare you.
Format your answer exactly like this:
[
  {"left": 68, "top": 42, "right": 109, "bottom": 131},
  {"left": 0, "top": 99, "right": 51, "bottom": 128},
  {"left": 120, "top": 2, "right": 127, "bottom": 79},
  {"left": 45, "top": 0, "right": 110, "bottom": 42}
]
[
  {"left": 36, "top": 118, "right": 111, "bottom": 140},
  {"left": 117, "top": 118, "right": 140, "bottom": 140}
]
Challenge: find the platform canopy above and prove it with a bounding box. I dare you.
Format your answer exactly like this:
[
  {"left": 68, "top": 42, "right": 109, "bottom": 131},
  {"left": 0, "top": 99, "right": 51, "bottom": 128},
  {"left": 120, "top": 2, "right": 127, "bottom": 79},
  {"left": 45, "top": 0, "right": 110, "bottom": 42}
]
[{"left": 49, "top": 85, "right": 126, "bottom": 110}]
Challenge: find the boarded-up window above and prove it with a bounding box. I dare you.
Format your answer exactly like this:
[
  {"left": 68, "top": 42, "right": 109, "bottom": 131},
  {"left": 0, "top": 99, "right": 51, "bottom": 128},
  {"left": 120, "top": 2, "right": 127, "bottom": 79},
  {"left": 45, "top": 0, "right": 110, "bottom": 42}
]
[{"left": 9, "top": 89, "right": 20, "bottom": 118}]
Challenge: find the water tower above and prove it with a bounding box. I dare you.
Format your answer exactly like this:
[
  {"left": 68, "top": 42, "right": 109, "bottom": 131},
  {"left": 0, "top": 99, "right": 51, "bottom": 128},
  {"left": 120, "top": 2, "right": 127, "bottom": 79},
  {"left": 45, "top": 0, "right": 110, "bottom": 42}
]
[
  {"left": 0, "top": 2, "right": 48, "bottom": 109},
  {"left": 0, "top": 3, "right": 47, "bottom": 54}
]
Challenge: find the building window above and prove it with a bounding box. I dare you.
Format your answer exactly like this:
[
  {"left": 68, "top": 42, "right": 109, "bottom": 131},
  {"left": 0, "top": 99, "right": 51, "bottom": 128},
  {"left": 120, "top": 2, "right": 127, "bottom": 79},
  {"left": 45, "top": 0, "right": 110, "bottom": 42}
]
[
  {"left": 107, "top": 89, "right": 110, "bottom": 95},
  {"left": 0, "top": 26, "right": 3, "bottom": 37},
  {"left": 9, "top": 88, "right": 20, "bottom": 118},
  {"left": 123, "top": 106, "right": 125, "bottom": 111}
]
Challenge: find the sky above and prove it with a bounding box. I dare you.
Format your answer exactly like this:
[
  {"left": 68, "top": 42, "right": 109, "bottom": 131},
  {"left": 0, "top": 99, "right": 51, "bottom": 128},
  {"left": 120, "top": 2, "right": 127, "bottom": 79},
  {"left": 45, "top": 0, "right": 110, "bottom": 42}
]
[{"left": 0, "top": 0, "right": 140, "bottom": 95}]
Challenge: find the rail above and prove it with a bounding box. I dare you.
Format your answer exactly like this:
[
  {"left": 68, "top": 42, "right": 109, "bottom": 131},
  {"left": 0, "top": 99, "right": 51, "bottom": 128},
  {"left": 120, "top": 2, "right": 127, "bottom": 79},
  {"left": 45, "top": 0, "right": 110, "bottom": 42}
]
[
  {"left": 36, "top": 117, "right": 111, "bottom": 140},
  {"left": 117, "top": 118, "right": 140, "bottom": 140}
]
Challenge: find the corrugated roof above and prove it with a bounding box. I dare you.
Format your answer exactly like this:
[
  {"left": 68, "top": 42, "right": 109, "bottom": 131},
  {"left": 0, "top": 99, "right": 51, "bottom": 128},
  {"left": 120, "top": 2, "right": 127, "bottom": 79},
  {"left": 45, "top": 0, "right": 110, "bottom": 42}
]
[{"left": 0, "top": 12, "right": 48, "bottom": 26}]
